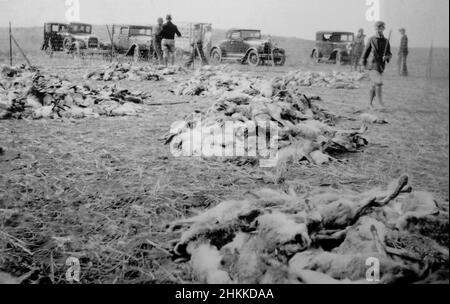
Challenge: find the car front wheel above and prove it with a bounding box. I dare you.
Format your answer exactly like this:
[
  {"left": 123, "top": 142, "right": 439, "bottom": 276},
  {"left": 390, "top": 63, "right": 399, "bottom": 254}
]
[
  {"left": 247, "top": 50, "right": 260, "bottom": 66},
  {"left": 210, "top": 48, "right": 222, "bottom": 65},
  {"left": 63, "top": 37, "right": 73, "bottom": 53},
  {"left": 312, "top": 50, "right": 321, "bottom": 63}
]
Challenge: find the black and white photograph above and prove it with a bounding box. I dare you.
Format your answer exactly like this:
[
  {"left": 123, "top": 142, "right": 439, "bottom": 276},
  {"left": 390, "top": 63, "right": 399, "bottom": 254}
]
[{"left": 0, "top": 0, "right": 449, "bottom": 291}]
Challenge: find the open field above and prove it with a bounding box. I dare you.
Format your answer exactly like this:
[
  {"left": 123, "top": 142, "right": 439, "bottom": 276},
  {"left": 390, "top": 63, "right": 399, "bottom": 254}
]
[{"left": 0, "top": 28, "right": 449, "bottom": 283}]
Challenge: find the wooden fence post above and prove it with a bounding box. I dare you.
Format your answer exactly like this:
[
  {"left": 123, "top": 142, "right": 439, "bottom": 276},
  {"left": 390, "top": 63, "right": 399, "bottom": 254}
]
[
  {"left": 9, "top": 21, "right": 13, "bottom": 66},
  {"left": 426, "top": 41, "right": 434, "bottom": 80},
  {"left": 106, "top": 24, "right": 115, "bottom": 62},
  {"left": 111, "top": 25, "right": 115, "bottom": 61}
]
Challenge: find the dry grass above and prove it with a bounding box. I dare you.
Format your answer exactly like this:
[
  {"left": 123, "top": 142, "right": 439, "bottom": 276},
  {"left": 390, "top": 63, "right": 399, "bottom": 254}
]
[{"left": 0, "top": 43, "right": 448, "bottom": 284}]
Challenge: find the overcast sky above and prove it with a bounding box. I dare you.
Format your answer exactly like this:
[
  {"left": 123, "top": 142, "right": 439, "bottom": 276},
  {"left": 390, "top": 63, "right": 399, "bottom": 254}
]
[{"left": 1, "top": 0, "right": 449, "bottom": 47}]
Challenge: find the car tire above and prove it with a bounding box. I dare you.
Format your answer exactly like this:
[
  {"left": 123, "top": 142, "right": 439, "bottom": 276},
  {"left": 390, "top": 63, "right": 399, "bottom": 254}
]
[
  {"left": 312, "top": 50, "right": 321, "bottom": 63},
  {"left": 210, "top": 48, "right": 222, "bottom": 65},
  {"left": 247, "top": 50, "right": 260, "bottom": 67},
  {"left": 63, "top": 37, "right": 73, "bottom": 53}
]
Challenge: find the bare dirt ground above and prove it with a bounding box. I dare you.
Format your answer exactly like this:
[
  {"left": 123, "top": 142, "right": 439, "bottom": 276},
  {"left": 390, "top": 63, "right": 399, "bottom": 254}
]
[{"left": 0, "top": 50, "right": 448, "bottom": 283}]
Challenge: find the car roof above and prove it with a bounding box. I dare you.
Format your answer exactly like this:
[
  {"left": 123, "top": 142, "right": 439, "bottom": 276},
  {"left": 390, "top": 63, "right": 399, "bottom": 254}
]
[
  {"left": 69, "top": 22, "right": 92, "bottom": 26},
  {"left": 317, "top": 31, "right": 354, "bottom": 35},
  {"left": 114, "top": 24, "right": 153, "bottom": 28},
  {"left": 45, "top": 22, "right": 68, "bottom": 25},
  {"left": 228, "top": 28, "right": 261, "bottom": 32}
]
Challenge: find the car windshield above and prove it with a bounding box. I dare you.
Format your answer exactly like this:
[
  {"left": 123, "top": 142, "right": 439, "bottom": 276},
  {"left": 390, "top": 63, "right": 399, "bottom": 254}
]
[
  {"left": 129, "top": 28, "right": 152, "bottom": 36},
  {"left": 241, "top": 30, "right": 261, "bottom": 40},
  {"left": 69, "top": 24, "right": 92, "bottom": 34},
  {"left": 337, "top": 34, "right": 354, "bottom": 42},
  {"left": 48, "top": 24, "right": 67, "bottom": 32},
  {"left": 321, "top": 33, "right": 354, "bottom": 42}
]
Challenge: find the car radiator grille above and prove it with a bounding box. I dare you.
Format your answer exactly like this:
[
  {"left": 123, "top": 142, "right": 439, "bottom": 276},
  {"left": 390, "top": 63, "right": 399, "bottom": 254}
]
[{"left": 88, "top": 38, "right": 98, "bottom": 48}]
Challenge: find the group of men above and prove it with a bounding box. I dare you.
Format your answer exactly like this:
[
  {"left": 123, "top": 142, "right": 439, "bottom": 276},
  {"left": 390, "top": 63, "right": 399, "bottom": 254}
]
[
  {"left": 352, "top": 26, "right": 409, "bottom": 77},
  {"left": 153, "top": 14, "right": 182, "bottom": 66},
  {"left": 351, "top": 22, "right": 409, "bottom": 109},
  {"left": 152, "top": 14, "right": 209, "bottom": 68}
]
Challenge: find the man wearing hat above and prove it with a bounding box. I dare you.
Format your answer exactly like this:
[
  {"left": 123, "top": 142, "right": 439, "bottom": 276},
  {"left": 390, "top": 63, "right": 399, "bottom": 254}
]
[
  {"left": 160, "top": 14, "right": 182, "bottom": 66},
  {"left": 398, "top": 28, "right": 409, "bottom": 76},
  {"left": 362, "top": 21, "right": 392, "bottom": 109}
]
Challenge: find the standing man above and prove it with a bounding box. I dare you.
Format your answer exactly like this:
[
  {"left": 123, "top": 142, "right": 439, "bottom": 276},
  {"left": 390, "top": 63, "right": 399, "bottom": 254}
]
[
  {"left": 160, "top": 14, "right": 182, "bottom": 66},
  {"left": 362, "top": 21, "right": 392, "bottom": 109},
  {"left": 203, "top": 24, "right": 212, "bottom": 59},
  {"left": 352, "top": 28, "right": 366, "bottom": 72},
  {"left": 398, "top": 28, "right": 409, "bottom": 76},
  {"left": 185, "top": 24, "right": 208, "bottom": 68},
  {"left": 153, "top": 17, "right": 164, "bottom": 65}
]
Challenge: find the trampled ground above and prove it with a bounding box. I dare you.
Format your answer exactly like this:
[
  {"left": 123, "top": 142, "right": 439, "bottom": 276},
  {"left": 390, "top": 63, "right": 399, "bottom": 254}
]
[{"left": 0, "top": 49, "right": 448, "bottom": 283}]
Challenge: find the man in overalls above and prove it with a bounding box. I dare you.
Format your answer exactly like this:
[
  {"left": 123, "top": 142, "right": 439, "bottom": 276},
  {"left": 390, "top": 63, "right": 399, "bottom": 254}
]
[{"left": 185, "top": 24, "right": 209, "bottom": 68}]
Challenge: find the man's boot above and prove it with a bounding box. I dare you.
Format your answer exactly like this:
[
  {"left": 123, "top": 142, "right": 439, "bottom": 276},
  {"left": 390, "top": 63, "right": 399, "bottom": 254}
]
[{"left": 376, "top": 84, "right": 385, "bottom": 108}]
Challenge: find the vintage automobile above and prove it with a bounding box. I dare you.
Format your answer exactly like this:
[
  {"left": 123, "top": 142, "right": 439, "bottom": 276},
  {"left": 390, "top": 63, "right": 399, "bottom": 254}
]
[
  {"left": 42, "top": 22, "right": 101, "bottom": 53},
  {"left": 311, "top": 31, "right": 354, "bottom": 64},
  {"left": 41, "top": 22, "right": 68, "bottom": 51},
  {"left": 113, "top": 25, "right": 154, "bottom": 61},
  {"left": 209, "top": 29, "right": 286, "bottom": 66},
  {"left": 63, "top": 23, "right": 101, "bottom": 52}
]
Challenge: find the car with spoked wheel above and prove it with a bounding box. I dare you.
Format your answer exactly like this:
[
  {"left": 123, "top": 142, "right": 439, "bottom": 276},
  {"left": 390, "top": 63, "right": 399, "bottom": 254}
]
[
  {"left": 112, "top": 25, "right": 154, "bottom": 62},
  {"left": 41, "top": 22, "right": 102, "bottom": 55},
  {"left": 41, "top": 22, "right": 68, "bottom": 52},
  {"left": 62, "top": 23, "right": 101, "bottom": 53},
  {"left": 209, "top": 29, "right": 286, "bottom": 66},
  {"left": 311, "top": 31, "right": 354, "bottom": 65}
]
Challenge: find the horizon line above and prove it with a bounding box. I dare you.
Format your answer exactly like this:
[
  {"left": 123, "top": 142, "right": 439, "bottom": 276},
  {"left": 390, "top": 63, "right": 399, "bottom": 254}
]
[{"left": 1, "top": 24, "right": 449, "bottom": 48}]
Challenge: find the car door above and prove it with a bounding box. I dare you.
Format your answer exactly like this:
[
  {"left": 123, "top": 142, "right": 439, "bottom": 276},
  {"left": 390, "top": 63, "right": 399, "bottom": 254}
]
[
  {"left": 330, "top": 33, "right": 341, "bottom": 52},
  {"left": 322, "top": 33, "right": 334, "bottom": 57},
  {"left": 316, "top": 33, "right": 325, "bottom": 55},
  {"left": 117, "top": 26, "right": 129, "bottom": 52},
  {"left": 220, "top": 33, "right": 232, "bottom": 57},
  {"left": 55, "top": 24, "right": 67, "bottom": 50},
  {"left": 236, "top": 33, "right": 249, "bottom": 54},
  {"left": 228, "top": 31, "right": 242, "bottom": 55}
]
